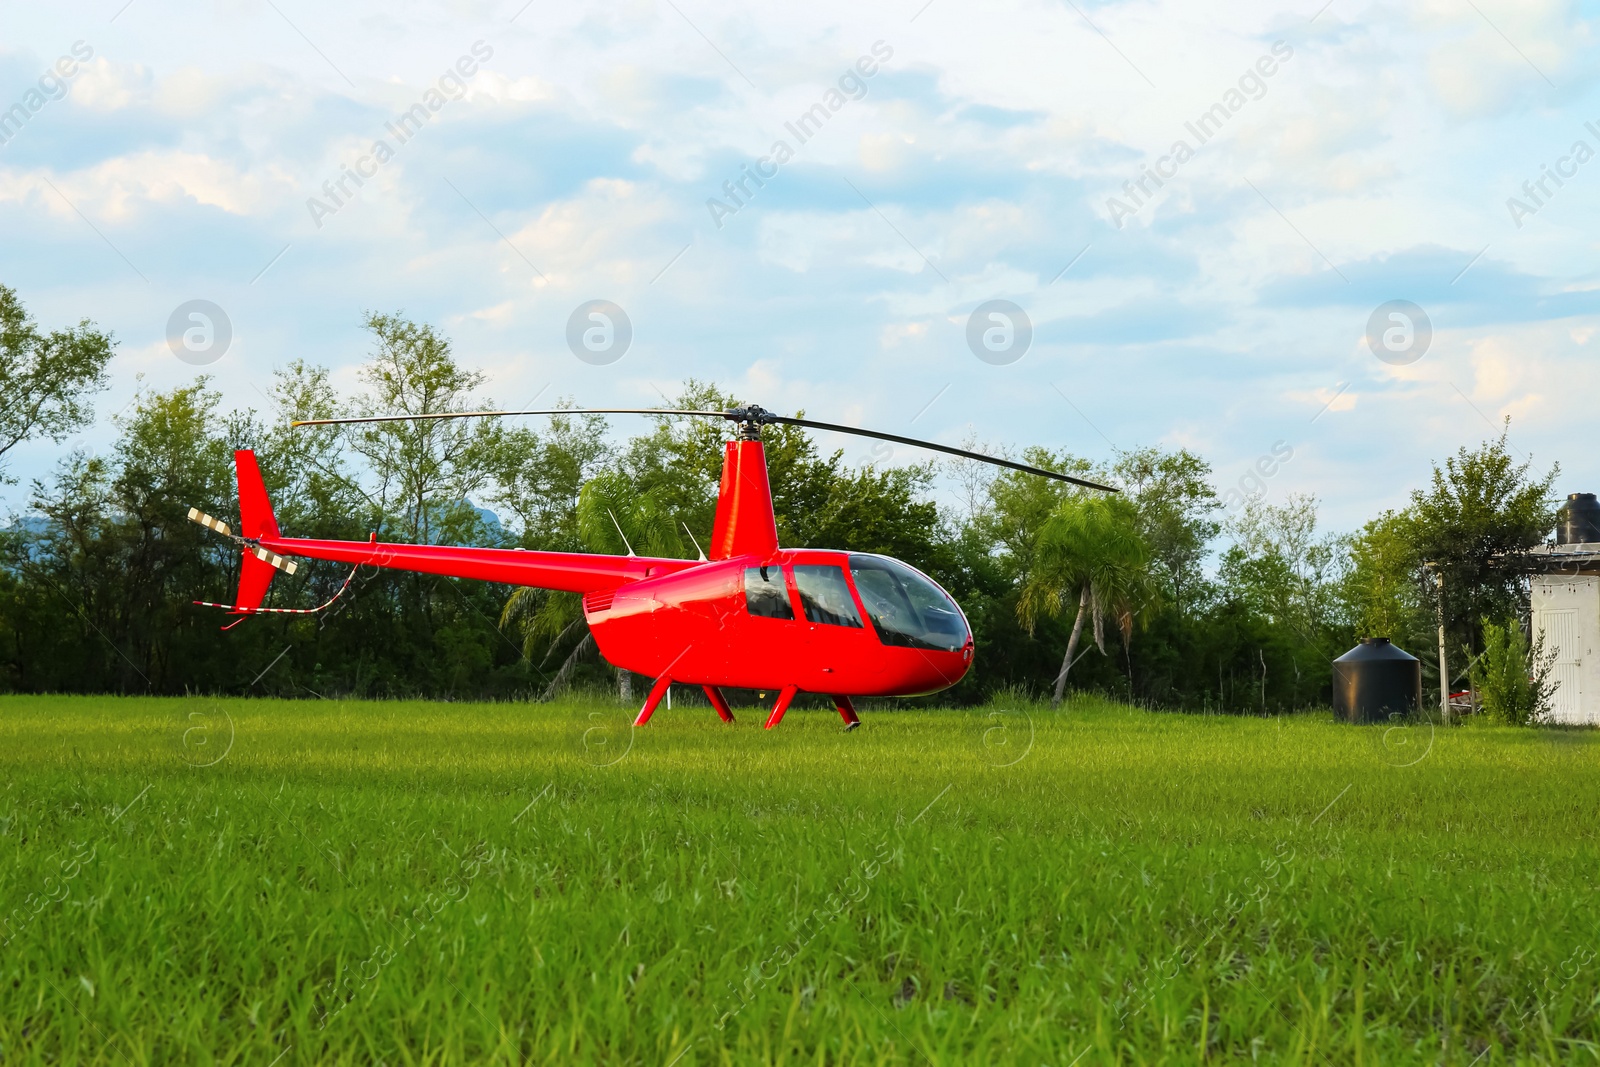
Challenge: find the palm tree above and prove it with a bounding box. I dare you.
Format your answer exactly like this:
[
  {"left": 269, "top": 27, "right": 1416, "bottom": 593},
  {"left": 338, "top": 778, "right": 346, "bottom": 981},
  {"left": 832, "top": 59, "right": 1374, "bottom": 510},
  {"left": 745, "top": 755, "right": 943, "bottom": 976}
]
[
  {"left": 1018, "top": 493, "right": 1155, "bottom": 707},
  {"left": 499, "top": 585, "right": 592, "bottom": 700}
]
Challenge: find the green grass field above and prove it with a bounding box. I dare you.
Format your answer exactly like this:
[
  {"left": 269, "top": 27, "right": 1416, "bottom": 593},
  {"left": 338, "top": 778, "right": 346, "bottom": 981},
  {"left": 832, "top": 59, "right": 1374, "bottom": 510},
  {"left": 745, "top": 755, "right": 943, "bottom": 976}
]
[{"left": 2, "top": 693, "right": 1598, "bottom": 1065}]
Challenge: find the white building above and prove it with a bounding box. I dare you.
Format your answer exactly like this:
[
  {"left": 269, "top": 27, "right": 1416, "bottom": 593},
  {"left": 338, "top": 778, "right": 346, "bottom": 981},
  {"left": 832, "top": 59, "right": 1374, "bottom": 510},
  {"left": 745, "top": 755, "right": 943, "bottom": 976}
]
[{"left": 1529, "top": 546, "right": 1600, "bottom": 724}]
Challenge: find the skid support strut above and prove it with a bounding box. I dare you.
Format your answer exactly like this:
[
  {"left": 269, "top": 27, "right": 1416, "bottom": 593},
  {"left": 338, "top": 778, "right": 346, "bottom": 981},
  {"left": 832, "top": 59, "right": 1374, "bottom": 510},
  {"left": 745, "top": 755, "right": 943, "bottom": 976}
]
[
  {"left": 634, "top": 676, "right": 673, "bottom": 726},
  {"left": 763, "top": 684, "right": 800, "bottom": 730},
  {"left": 703, "top": 685, "right": 735, "bottom": 723}
]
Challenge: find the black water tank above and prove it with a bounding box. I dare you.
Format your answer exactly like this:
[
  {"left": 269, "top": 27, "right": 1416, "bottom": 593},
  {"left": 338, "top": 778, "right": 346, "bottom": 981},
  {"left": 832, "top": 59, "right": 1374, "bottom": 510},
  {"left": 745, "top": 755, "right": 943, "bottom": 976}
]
[
  {"left": 1332, "top": 638, "right": 1422, "bottom": 723},
  {"left": 1558, "top": 493, "right": 1600, "bottom": 545}
]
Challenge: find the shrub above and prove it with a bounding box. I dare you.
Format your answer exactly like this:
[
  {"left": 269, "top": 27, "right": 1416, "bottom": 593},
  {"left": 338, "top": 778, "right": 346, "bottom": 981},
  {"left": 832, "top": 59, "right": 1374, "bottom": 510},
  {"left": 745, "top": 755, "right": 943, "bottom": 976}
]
[{"left": 1468, "top": 617, "right": 1556, "bottom": 726}]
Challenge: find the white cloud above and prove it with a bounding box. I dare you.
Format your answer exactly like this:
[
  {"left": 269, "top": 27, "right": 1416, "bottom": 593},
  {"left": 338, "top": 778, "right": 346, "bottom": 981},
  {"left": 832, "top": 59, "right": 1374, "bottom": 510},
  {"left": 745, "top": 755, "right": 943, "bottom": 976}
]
[
  {"left": 499, "top": 177, "right": 675, "bottom": 290},
  {"left": 151, "top": 67, "right": 231, "bottom": 117},
  {"left": 1292, "top": 384, "right": 1359, "bottom": 415},
  {"left": 0, "top": 150, "right": 294, "bottom": 218},
  {"left": 1417, "top": 0, "right": 1590, "bottom": 116},
  {"left": 857, "top": 131, "right": 915, "bottom": 173},
  {"left": 471, "top": 71, "right": 560, "bottom": 107},
  {"left": 878, "top": 320, "right": 929, "bottom": 348},
  {"left": 69, "top": 57, "right": 151, "bottom": 111}
]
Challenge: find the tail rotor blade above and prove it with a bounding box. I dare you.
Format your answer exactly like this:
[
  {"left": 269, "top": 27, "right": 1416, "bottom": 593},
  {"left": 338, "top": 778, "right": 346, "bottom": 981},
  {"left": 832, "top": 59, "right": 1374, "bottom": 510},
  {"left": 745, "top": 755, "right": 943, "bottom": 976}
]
[
  {"left": 187, "top": 507, "right": 234, "bottom": 538},
  {"left": 251, "top": 545, "right": 299, "bottom": 575}
]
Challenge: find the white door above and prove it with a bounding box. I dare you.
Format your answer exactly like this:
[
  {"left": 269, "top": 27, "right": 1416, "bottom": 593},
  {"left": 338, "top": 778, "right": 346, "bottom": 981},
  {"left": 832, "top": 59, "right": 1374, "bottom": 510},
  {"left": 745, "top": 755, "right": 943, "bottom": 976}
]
[{"left": 1539, "top": 608, "right": 1583, "bottom": 722}]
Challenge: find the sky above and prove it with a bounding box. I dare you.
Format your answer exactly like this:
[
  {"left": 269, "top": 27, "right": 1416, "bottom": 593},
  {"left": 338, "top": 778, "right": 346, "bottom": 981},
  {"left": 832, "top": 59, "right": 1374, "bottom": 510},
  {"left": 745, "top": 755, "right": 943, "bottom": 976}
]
[{"left": 2, "top": 0, "right": 1598, "bottom": 532}]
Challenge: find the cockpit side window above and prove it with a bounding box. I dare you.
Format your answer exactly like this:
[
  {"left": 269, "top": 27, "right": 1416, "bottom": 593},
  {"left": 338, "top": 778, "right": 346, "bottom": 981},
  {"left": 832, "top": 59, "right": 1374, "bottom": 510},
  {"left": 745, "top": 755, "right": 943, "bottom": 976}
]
[{"left": 744, "top": 566, "right": 794, "bottom": 620}]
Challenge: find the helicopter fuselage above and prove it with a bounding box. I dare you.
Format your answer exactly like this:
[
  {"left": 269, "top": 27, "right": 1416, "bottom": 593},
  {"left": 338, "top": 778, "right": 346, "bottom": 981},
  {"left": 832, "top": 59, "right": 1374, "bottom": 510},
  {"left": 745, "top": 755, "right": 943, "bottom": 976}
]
[{"left": 583, "top": 548, "right": 973, "bottom": 697}]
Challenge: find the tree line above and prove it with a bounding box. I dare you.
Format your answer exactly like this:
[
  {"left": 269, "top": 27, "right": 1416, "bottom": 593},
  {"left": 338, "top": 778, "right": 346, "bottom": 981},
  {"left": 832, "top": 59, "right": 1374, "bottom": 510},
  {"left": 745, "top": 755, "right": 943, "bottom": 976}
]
[{"left": 0, "top": 286, "right": 1563, "bottom": 711}]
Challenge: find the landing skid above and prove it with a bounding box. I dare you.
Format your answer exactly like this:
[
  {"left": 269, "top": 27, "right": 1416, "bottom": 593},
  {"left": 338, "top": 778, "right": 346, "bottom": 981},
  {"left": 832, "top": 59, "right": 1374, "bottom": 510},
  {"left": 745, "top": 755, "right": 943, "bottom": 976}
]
[{"left": 633, "top": 680, "right": 864, "bottom": 730}]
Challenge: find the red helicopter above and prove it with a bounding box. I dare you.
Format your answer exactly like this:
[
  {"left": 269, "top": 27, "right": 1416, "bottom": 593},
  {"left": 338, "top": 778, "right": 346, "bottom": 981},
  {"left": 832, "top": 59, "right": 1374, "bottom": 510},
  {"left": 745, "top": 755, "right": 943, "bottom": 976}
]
[{"left": 191, "top": 406, "right": 1114, "bottom": 729}]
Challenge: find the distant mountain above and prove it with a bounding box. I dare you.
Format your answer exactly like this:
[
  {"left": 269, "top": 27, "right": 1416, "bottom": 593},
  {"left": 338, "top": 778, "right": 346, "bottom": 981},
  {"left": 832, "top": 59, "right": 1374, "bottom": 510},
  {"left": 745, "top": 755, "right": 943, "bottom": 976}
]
[
  {"left": 471, "top": 504, "right": 504, "bottom": 536},
  {"left": 2, "top": 516, "right": 52, "bottom": 565}
]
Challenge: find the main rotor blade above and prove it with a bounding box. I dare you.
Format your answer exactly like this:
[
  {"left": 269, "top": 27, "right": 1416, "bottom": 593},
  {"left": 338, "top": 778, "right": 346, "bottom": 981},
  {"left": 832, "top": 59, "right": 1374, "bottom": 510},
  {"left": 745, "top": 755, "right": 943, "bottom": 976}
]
[
  {"left": 291, "top": 408, "right": 725, "bottom": 428},
  {"left": 764, "top": 414, "right": 1119, "bottom": 492},
  {"left": 290, "top": 405, "right": 1117, "bottom": 490}
]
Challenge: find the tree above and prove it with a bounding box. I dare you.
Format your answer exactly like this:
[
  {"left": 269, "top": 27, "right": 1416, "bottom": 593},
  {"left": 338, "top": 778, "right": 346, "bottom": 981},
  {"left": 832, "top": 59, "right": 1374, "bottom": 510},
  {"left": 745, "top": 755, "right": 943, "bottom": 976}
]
[
  {"left": 333, "top": 313, "right": 515, "bottom": 678},
  {"left": 615, "top": 380, "right": 843, "bottom": 552},
  {"left": 0, "top": 283, "right": 115, "bottom": 481},
  {"left": 1110, "top": 447, "right": 1221, "bottom": 615},
  {"left": 1213, "top": 494, "right": 1348, "bottom": 711},
  {"left": 945, "top": 432, "right": 1007, "bottom": 525},
  {"left": 501, "top": 449, "right": 698, "bottom": 703},
  {"left": 24, "top": 382, "right": 236, "bottom": 691},
  {"left": 576, "top": 469, "right": 685, "bottom": 559},
  {"left": 489, "top": 406, "right": 615, "bottom": 699},
  {"left": 254, "top": 359, "right": 372, "bottom": 536},
  {"left": 1220, "top": 494, "right": 1343, "bottom": 636},
  {"left": 617, "top": 381, "right": 736, "bottom": 542},
  {"left": 1018, "top": 493, "right": 1155, "bottom": 706},
  {"left": 1403, "top": 423, "right": 1557, "bottom": 659},
  {"left": 488, "top": 408, "right": 610, "bottom": 549},
  {"left": 1340, "top": 511, "right": 1427, "bottom": 644},
  {"left": 978, "top": 448, "right": 1096, "bottom": 572},
  {"left": 806, "top": 464, "right": 948, "bottom": 575},
  {"left": 347, "top": 312, "right": 505, "bottom": 546}
]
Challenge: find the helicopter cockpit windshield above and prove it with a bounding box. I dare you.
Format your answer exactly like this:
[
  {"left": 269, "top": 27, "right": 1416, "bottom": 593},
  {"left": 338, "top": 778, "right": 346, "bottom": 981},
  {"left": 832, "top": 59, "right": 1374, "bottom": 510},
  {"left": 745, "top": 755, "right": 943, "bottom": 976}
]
[{"left": 847, "top": 554, "right": 970, "bottom": 653}]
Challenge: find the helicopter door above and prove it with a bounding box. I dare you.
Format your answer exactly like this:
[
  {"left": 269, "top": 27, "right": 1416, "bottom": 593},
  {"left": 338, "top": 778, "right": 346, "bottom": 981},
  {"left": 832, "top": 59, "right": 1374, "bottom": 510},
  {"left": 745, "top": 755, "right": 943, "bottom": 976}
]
[
  {"left": 792, "top": 565, "right": 862, "bottom": 628},
  {"left": 791, "top": 564, "right": 871, "bottom": 679}
]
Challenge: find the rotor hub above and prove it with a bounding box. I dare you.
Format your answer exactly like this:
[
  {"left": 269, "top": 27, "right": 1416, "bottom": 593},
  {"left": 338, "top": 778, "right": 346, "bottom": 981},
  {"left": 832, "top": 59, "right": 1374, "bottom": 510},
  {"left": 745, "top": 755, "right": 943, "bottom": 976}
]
[{"left": 726, "top": 405, "right": 774, "bottom": 440}]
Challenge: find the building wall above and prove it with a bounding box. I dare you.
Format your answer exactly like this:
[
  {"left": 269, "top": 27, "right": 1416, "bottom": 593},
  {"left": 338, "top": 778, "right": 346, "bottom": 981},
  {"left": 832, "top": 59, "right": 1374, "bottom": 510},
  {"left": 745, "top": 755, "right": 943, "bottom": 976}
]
[{"left": 1531, "top": 574, "right": 1600, "bottom": 724}]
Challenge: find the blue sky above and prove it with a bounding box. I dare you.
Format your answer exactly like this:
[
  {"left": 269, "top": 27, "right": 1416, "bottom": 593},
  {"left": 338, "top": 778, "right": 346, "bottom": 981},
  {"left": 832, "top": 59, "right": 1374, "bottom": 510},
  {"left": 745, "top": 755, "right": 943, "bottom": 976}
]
[{"left": 2, "top": 0, "right": 1598, "bottom": 531}]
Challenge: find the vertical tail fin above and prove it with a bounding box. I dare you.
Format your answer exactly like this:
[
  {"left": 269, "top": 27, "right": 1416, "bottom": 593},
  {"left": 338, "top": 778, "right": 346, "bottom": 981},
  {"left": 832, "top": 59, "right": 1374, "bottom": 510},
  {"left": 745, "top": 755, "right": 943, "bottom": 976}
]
[
  {"left": 232, "top": 450, "right": 282, "bottom": 613},
  {"left": 235, "top": 450, "right": 280, "bottom": 541}
]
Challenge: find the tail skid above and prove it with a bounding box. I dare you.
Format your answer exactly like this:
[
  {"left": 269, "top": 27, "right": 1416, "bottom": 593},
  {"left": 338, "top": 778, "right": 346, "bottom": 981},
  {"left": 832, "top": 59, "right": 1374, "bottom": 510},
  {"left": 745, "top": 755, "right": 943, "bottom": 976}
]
[{"left": 193, "top": 565, "right": 358, "bottom": 630}]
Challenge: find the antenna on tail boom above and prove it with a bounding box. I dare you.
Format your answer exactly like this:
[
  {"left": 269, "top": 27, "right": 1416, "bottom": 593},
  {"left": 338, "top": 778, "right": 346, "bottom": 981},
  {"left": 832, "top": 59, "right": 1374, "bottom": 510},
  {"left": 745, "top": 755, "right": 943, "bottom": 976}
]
[
  {"left": 606, "top": 508, "right": 636, "bottom": 556},
  {"left": 682, "top": 522, "right": 707, "bottom": 562}
]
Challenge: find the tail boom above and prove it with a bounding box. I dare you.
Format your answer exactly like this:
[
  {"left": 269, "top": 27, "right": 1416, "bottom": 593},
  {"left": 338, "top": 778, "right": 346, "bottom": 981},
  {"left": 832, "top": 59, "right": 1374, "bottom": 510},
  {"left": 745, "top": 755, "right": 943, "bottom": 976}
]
[
  {"left": 211, "top": 449, "right": 700, "bottom": 622},
  {"left": 256, "top": 536, "right": 696, "bottom": 594}
]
